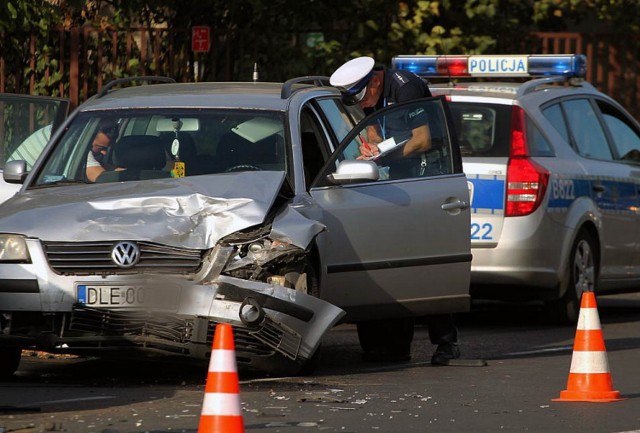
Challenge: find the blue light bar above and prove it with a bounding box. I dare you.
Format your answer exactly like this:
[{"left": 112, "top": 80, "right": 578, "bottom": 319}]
[
  {"left": 392, "top": 54, "right": 587, "bottom": 78},
  {"left": 527, "top": 55, "right": 586, "bottom": 77},
  {"left": 393, "top": 56, "right": 438, "bottom": 76}
]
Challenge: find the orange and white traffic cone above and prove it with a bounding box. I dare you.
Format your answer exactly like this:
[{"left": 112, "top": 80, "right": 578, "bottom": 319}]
[
  {"left": 552, "top": 291, "right": 624, "bottom": 402},
  {"left": 198, "top": 323, "right": 245, "bottom": 433}
]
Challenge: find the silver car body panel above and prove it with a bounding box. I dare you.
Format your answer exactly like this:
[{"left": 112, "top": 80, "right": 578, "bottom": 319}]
[{"left": 311, "top": 173, "right": 471, "bottom": 320}]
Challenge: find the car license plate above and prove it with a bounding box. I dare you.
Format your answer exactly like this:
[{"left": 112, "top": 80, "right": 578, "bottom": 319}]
[{"left": 76, "top": 284, "right": 178, "bottom": 309}]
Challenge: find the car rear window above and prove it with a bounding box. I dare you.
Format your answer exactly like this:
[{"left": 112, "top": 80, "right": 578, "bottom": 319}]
[{"left": 448, "top": 102, "right": 512, "bottom": 157}]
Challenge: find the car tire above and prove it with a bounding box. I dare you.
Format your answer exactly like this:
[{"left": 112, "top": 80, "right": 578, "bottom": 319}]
[
  {"left": 546, "top": 230, "right": 598, "bottom": 325},
  {"left": 0, "top": 347, "right": 22, "bottom": 379}
]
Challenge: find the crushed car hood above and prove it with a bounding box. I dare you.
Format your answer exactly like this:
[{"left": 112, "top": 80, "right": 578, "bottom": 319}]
[{"left": 0, "top": 172, "right": 322, "bottom": 250}]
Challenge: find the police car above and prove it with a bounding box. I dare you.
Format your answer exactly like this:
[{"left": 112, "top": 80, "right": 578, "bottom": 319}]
[{"left": 393, "top": 54, "right": 640, "bottom": 323}]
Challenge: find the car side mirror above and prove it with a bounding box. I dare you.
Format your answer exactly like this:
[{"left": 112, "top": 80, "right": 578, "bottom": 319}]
[
  {"left": 327, "top": 160, "right": 379, "bottom": 185},
  {"left": 3, "top": 160, "right": 29, "bottom": 184}
]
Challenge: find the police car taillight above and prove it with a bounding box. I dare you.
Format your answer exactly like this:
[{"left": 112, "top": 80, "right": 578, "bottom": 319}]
[
  {"left": 392, "top": 54, "right": 586, "bottom": 78},
  {"left": 505, "top": 106, "right": 549, "bottom": 217}
]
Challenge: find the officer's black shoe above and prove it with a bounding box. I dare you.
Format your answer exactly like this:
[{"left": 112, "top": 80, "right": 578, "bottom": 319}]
[
  {"left": 431, "top": 343, "right": 461, "bottom": 366},
  {"left": 362, "top": 349, "right": 411, "bottom": 363}
]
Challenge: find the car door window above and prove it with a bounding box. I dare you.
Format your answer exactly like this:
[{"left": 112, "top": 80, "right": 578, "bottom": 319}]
[
  {"left": 595, "top": 100, "right": 640, "bottom": 163},
  {"left": 1, "top": 95, "right": 69, "bottom": 170},
  {"left": 542, "top": 103, "right": 571, "bottom": 145},
  {"left": 527, "top": 121, "right": 554, "bottom": 157},
  {"left": 300, "top": 106, "right": 331, "bottom": 186},
  {"left": 319, "top": 97, "right": 457, "bottom": 183},
  {"left": 562, "top": 99, "right": 612, "bottom": 160},
  {"left": 315, "top": 99, "right": 358, "bottom": 144}
]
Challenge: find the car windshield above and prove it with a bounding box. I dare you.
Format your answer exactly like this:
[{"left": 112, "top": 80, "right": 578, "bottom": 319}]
[{"left": 32, "top": 108, "right": 287, "bottom": 186}]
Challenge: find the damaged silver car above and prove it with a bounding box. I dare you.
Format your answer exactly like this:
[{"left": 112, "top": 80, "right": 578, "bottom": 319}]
[{"left": 0, "top": 76, "right": 471, "bottom": 376}]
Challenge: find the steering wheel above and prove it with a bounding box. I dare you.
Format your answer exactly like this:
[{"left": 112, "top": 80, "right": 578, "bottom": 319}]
[{"left": 224, "top": 164, "right": 262, "bottom": 173}]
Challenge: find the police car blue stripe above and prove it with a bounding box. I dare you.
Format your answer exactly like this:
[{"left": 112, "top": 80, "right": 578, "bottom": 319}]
[
  {"left": 547, "top": 177, "right": 637, "bottom": 214},
  {"left": 468, "top": 176, "right": 505, "bottom": 213}
]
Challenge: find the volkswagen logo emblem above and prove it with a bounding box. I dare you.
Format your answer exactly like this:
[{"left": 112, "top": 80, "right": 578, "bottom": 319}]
[{"left": 111, "top": 241, "right": 140, "bottom": 268}]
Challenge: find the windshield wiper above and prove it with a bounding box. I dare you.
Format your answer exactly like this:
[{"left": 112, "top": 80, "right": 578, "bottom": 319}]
[{"left": 31, "top": 179, "right": 90, "bottom": 189}]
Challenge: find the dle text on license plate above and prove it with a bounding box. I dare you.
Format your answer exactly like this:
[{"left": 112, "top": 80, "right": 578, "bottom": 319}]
[{"left": 76, "top": 284, "right": 176, "bottom": 309}]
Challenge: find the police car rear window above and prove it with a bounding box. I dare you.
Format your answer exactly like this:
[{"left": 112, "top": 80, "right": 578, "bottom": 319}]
[{"left": 448, "top": 102, "right": 511, "bottom": 157}]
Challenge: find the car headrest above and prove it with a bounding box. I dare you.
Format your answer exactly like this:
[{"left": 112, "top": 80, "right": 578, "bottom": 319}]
[
  {"left": 115, "top": 135, "right": 166, "bottom": 170},
  {"left": 161, "top": 132, "right": 198, "bottom": 161}
]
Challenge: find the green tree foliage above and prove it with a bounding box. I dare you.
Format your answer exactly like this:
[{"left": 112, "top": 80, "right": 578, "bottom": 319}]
[
  {"left": 1, "top": 0, "right": 637, "bottom": 96},
  {"left": 532, "top": 0, "right": 640, "bottom": 33},
  {"left": 0, "top": 1, "right": 62, "bottom": 93}
]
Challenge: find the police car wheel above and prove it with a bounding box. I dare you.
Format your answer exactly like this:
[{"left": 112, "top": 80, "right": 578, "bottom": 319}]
[
  {"left": 546, "top": 231, "right": 598, "bottom": 325},
  {"left": 0, "top": 347, "right": 22, "bottom": 378}
]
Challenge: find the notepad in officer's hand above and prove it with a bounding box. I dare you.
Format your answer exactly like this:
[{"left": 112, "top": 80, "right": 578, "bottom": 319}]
[{"left": 369, "top": 137, "right": 407, "bottom": 160}]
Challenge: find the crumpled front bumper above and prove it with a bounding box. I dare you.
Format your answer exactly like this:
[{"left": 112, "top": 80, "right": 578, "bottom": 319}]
[
  {"left": 197, "top": 275, "right": 345, "bottom": 362},
  {"left": 1, "top": 274, "right": 344, "bottom": 374}
]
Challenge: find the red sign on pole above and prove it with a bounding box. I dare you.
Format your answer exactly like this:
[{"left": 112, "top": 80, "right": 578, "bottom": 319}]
[{"left": 192, "top": 26, "right": 210, "bottom": 53}]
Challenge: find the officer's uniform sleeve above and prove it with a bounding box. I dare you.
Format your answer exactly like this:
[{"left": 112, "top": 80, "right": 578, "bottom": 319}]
[{"left": 393, "top": 75, "right": 431, "bottom": 130}]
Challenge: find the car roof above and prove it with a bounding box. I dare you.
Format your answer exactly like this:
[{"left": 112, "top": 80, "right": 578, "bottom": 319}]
[{"left": 78, "top": 81, "right": 340, "bottom": 112}]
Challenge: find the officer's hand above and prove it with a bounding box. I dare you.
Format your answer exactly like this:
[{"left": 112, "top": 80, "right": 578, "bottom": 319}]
[{"left": 358, "top": 143, "right": 380, "bottom": 159}]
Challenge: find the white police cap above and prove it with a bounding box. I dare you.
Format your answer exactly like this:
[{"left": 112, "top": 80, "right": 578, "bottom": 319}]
[{"left": 330, "top": 56, "right": 375, "bottom": 104}]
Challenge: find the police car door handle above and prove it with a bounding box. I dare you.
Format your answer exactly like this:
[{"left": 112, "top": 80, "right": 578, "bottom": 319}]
[
  {"left": 441, "top": 200, "right": 469, "bottom": 211},
  {"left": 592, "top": 184, "right": 606, "bottom": 193}
]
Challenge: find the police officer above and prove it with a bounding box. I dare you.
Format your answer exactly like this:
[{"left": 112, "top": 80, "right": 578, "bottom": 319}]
[
  {"left": 330, "top": 56, "right": 460, "bottom": 366},
  {"left": 330, "top": 57, "right": 440, "bottom": 177}
]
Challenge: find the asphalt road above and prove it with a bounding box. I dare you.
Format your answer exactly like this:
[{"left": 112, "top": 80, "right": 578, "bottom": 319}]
[{"left": 1, "top": 292, "right": 639, "bottom": 433}]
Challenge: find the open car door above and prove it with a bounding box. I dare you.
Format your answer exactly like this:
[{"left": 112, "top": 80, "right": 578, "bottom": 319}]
[
  {"left": 0, "top": 94, "right": 69, "bottom": 203},
  {"left": 310, "top": 96, "right": 471, "bottom": 320}
]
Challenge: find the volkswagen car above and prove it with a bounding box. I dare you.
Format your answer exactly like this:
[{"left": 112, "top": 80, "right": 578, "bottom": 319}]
[
  {"left": 0, "top": 76, "right": 470, "bottom": 376},
  {"left": 394, "top": 54, "right": 640, "bottom": 323}
]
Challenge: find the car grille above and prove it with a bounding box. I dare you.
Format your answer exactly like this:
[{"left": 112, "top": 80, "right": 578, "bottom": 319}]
[
  {"left": 69, "top": 306, "right": 273, "bottom": 358},
  {"left": 43, "top": 241, "right": 204, "bottom": 275}
]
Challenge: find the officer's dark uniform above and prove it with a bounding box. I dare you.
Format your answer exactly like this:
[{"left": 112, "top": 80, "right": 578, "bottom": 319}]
[
  {"left": 366, "top": 67, "right": 459, "bottom": 361},
  {"left": 365, "top": 68, "right": 442, "bottom": 179}
]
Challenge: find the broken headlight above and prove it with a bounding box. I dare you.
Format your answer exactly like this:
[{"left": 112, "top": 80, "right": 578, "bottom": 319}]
[{"left": 225, "top": 237, "right": 302, "bottom": 272}]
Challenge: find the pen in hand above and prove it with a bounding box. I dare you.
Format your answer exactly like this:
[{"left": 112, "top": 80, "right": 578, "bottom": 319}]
[{"left": 360, "top": 135, "right": 378, "bottom": 159}]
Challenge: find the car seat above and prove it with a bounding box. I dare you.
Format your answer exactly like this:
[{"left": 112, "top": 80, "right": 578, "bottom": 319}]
[{"left": 96, "top": 135, "right": 169, "bottom": 182}]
